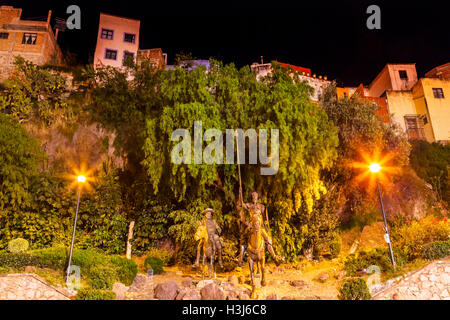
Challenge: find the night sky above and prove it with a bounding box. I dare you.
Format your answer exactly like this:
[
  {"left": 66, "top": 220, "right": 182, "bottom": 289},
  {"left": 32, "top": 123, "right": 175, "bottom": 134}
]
[{"left": 3, "top": 0, "right": 450, "bottom": 86}]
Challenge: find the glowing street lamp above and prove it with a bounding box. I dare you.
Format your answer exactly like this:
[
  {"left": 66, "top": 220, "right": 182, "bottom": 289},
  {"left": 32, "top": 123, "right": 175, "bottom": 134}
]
[
  {"left": 66, "top": 175, "right": 86, "bottom": 284},
  {"left": 369, "top": 163, "right": 396, "bottom": 269}
]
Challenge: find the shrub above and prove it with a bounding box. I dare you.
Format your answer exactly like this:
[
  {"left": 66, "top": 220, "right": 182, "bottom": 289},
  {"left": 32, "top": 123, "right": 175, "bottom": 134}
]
[
  {"left": 87, "top": 264, "right": 116, "bottom": 290},
  {"left": 144, "top": 257, "right": 164, "bottom": 274},
  {"left": 344, "top": 248, "right": 407, "bottom": 276},
  {"left": 391, "top": 216, "right": 450, "bottom": 260},
  {"left": 8, "top": 238, "right": 29, "bottom": 253},
  {"left": 0, "top": 251, "right": 40, "bottom": 270},
  {"left": 339, "top": 278, "right": 372, "bottom": 300},
  {"left": 76, "top": 288, "right": 116, "bottom": 300},
  {"left": 421, "top": 240, "right": 450, "bottom": 260},
  {"left": 31, "top": 246, "right": 67, "bottom": 269},
  {"left": 110, "top": 256, "right": 138, "bottom": 286},
  {"left": 144, "top": 247, "right": 173, "bottom": 266},
  {"left": 221, "top": 238, "right": 238, "bottom": 272},
  {"left": 329, "top": 234, "right": 342, "bottom": 258},
  {"left": 71, "top": 248, "right": 108, "bottom": 274}
]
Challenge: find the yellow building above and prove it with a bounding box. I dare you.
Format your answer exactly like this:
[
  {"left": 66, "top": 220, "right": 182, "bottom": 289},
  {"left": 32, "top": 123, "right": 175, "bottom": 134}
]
[
  {"left": 386, "top": 77, "right": 450, "bottom": 143},
  {"left": 0, "top": 6, "right": 63, "bottom": 80}
]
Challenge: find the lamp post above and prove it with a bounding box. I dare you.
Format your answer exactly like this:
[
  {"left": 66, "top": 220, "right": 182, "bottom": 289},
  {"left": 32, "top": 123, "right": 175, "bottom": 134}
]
[
  {"left": 65, "top": 175, "right": 86, "bottom": 284},
  {"left": 369, "top": 163, "right": 396, "bottom": 269}
]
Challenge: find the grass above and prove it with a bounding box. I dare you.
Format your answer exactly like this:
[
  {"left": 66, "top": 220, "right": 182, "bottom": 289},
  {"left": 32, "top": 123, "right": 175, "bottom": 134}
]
[{"left": 382, "top": 258, "right": 429, "bottom": 282}]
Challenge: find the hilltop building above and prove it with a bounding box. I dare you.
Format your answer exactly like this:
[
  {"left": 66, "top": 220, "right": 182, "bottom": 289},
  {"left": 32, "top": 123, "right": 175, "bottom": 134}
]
[
  {"left": 251, "top": 61, "right": 330, "bottom": 102},
  {"left": 339, "top": 63, "right": 449, "bottom": 144},
  {"left": 0, "top": 5, "right": 63, "bottom": 80},
  {"left": 93, "top": 13, "right": 166, "bottom": 70}
]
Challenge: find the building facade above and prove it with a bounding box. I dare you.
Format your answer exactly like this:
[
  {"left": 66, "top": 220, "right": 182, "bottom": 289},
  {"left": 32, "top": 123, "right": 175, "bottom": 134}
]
[
  {"left": 357, "top": 63, "right": 449, "bottom": 144},
  {"left": 137, "top": 48, "right": 166, "bottom": 69},
  {"left": 251, "top": 61, "right": 330, "bottom": 102},
  {"left": 93, "top": 13, "right": 140, "bottom": 69},
  {"left": 0, "top": 5, "right": 63, "bottom": 80}
]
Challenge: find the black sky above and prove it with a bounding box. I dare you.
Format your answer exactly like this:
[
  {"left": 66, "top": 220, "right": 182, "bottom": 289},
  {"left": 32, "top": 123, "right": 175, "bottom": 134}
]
[{"left": 2, "top": 0, "right": 450, "bottom": 86}]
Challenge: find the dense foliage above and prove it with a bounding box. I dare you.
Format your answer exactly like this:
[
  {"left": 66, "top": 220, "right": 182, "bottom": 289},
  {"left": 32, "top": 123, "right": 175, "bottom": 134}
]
[
  {"left": 409, "top": 140, "right": 450, "bottom": 205},
  {"left": 338, "top": 277, "right": 372, "bottom": 300},
  {"left": 84, "top": 61, "right": 339, "bottom": 261},
  {"left": 319, "top": 83, "right": 411, "bottom": 226},
  {"left": 0, "top": 247, "right": 137, "bottom": 286},
  {"left": 390, "top": 215, "right": 450, "bottom": 260},
  {"left": 0, "top": 56, "right": 69, "bottom": 125}
]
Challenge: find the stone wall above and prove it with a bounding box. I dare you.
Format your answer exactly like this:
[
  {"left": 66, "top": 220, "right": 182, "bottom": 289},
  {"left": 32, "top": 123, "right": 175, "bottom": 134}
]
[
  {"left": 372, "top": 257, "right": 450, "bottom": 300},
  {"left": 0, "top": 273, "right": 72, "bottom": 300}
]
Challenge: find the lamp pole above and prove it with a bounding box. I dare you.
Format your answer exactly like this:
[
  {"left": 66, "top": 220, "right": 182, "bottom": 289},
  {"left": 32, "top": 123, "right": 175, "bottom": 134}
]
[
  {"left": 376, "top": 179, "right": 396, "bottom": 269},
  {"left": 66, "top": 176, "right": 85, "bottom": 284}
]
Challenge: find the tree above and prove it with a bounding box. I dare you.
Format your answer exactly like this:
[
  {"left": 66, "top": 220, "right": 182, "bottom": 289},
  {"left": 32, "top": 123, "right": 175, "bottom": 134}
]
[
  {"left": 0, "top": 113, "right": 44, "bottom": 210},
  {"left": 319, "top": 82, "right": 411, "bottom": 224},
  {"left": 0, "top": 56, "right": 69, "bottom": 125},
  {"left": 86, "top": 60, "right": 339, "bottom": 259}
]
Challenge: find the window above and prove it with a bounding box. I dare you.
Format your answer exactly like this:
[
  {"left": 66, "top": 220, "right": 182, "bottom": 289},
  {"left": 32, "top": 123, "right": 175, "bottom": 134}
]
[
  {"left": 404, "top": 116, "right": 424, "bottom": 140},
  {"left": 124, "top": 33, "right": 136, "bottom": 43},
  {"left": 399, "top": 70, "right": 408, "bottom": 80},
  {"left": 432, "top": 88, "right": 444, "bottom": 99},
  {"left": 104, "top": 49, "right": 117, "bottom": 60},
  {"left": 0, "top": 32, "right": 9, "bottom": 39},
  {"left": 22, "top": 33, "right": 37, "bottom": 45},
  {"left": 123, "top": 51, "right": 134, "bottom": 65},
  {"left": 101, "top": 29, "right": 114, "bottom": 40}
]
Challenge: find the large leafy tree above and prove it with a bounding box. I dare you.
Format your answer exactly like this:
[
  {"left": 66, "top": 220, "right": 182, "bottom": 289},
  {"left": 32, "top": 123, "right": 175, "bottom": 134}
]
[{"left": 88, "top": 61, "right": 339, "bottom": 259}]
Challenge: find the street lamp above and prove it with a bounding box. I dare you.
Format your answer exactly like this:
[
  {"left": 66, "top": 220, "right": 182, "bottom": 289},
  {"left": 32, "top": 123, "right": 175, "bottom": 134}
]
[
  {"left": 369, "top": 163, "right": 396, "bottom": 269},
  {"left": 65, "top": 175, "right": 86, "bottom": 284}
]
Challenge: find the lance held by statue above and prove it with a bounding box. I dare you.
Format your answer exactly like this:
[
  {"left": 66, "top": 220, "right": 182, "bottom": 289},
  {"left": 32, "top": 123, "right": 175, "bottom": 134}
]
[{"left": 238, "top": 191, "right": 284, "bottom": 267}]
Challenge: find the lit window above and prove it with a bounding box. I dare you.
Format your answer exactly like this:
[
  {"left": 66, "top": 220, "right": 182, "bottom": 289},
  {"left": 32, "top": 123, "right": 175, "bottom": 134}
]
[
  {"left": 124, "top": 33, "right": 136, "bottom": 43},
  {"left": 0, "top": 32, "right": 9, "bottom": 39},
  {"left": 22, "top": 33, "right": 37, "bottom": 45},
  {"left": 101, "top": 29, "right": 114, "bottom": 40},
  {"left": 105, "top": 49, "right": 117, "bottom": 60},
  {"left": 432, "top": 88, "right": 444, "bottom": 99}
]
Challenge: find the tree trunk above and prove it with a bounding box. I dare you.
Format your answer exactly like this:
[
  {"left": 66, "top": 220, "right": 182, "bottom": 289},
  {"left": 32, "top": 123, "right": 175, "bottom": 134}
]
[{"left": 126, "top": 221, "right": 135, "bottom": 259}]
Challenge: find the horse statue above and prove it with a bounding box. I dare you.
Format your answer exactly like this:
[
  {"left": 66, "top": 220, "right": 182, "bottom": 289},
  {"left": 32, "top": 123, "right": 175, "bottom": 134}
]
[
  {"left": 246, "top": 209, "right": 267, "bottom": 290},
  {"left": 194, "top": 223, "right": 216, "bottom": 280}
]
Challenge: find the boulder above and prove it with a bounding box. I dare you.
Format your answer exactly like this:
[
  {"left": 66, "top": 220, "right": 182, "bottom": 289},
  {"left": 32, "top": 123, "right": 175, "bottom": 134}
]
[
  {"left": 239, "top": 293, "right": 250, "bottom": 300},
  {"left": 334, "top": 271, "right": 346, "bottom": 280},
  {"left": 154, "top": 281, "right": 179, "bottom": 300},
  {"left": 196, "top": 279, "right": 215, "bottom": 289},
  {"left": 182, "top": 277, "right": 193, "bottom": 288},
  {"left": 200, "top": 283, "right": 226, "bottom": 300},
  {"left": 182, "top": 289, "right": 201, "bottom": 300},
  {"left": 112, "top": 282, "right": 129, "bottom": 300},
  {"left": 268, "top": 279, "right": 286, "bottom": 286},
  {"left": 289, "top": 280, "right": 307, "bottom": 288},
  {"left": 314, "top": 272, "right": 330, "bottom": 283},
  {"left": 266, "top": 293, "right": 278, "bottom": 300},
  {"left": 128, "top": 274, "right": 150, "bottom": 292}
]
